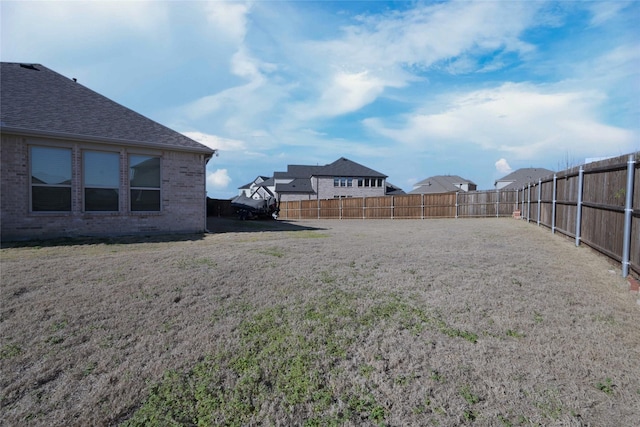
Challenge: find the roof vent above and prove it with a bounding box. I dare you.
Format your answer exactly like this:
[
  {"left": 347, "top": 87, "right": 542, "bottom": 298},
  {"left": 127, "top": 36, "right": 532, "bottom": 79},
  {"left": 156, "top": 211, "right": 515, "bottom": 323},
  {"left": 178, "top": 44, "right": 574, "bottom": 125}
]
[{"left": 19, "top": 64, "right": 39, "bottom": 71}]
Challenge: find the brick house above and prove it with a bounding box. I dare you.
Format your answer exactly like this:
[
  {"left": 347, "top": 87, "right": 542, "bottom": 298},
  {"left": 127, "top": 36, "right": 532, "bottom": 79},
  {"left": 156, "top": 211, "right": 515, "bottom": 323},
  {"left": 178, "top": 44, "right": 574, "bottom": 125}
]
[
  {"left": 272, "top": 157, "right": 392, "bottom": 202},
  {"left": 0, "top": 63, "right": 216, "bottom": 241}
]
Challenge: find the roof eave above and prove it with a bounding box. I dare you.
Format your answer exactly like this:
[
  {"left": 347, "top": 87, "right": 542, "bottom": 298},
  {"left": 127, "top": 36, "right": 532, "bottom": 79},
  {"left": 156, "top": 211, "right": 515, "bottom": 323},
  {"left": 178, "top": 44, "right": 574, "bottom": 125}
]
[{"left": 0, "top": 126, "right": 216, "bottom": 156}]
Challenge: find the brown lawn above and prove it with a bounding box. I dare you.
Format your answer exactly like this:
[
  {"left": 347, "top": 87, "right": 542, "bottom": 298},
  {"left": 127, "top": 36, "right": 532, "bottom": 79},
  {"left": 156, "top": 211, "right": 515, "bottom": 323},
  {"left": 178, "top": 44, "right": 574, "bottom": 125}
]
[{"left": 1, "top": 218, "right": 638, "bottom": 426}]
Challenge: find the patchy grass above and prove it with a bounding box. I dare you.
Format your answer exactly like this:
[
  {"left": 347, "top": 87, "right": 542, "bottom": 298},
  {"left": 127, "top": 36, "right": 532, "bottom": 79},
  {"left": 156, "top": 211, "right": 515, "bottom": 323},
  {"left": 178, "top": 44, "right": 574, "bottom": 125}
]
[{"left": 1, "top": 219, "right": 639, "bottom": 426}]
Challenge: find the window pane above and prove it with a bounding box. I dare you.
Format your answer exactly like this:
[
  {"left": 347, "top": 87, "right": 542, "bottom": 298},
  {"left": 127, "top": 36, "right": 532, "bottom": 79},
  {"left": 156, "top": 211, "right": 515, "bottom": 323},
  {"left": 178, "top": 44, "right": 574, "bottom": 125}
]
[
  {"left": 131, "top": 189, "right": 160, "bottom": 211},
  {"left": 32, "top": 187, "right": 71, "bottom": 211},
  {"left": 31, "top": 146, "right": 71, "bottom": 185},
  {"left": 130, "top": 155, "right": 160, "bottom": 188},
  {"left": 85, "top": 188, "right": 119, "bottom": 211},
  {"left": 84, "top": 151, "right": 119, "bottom": 187}
]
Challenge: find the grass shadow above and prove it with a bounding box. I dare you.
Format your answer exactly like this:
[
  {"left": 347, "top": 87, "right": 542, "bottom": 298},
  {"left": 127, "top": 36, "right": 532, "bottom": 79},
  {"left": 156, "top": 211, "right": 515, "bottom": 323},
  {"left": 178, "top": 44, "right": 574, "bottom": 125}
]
[
  {"left": 207, "top": 217, "right": 326, "bottom": 234},
  {"left": 1, "top": 233, "right": 206, "bottom": 249}
]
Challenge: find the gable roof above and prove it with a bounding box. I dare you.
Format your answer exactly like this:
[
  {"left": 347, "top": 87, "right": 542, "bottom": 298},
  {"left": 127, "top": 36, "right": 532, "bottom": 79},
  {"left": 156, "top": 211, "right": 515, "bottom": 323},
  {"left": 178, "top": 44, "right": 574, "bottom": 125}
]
[
  {"left": 495, "top": 168, "right": 554, "bottom": 189},
  {"left": 317, "top": 157, "right": 387, "bottom": 178},
  {"left": 0, "top": 62, "right": 213, "bottom": 155},
  {"left": 409, "top": 175, "right": 476, "bottom": 194}
]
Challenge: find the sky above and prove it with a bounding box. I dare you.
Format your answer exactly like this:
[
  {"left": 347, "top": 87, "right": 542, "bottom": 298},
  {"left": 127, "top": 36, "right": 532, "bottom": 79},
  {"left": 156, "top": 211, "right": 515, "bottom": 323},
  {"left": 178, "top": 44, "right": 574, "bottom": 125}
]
[{"left": 1, "top": 0, "right": 639, "bottom": 198}]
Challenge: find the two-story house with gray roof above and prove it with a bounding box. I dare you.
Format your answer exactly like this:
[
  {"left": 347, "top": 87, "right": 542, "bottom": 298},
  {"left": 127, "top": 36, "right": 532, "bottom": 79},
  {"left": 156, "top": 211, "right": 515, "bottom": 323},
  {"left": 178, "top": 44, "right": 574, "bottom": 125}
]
[
  {"left": 0, "top": 62, "right": 216, "bottom": 240},
  {"left": 271, "top": 157, "right": 390, "bottom": 202}
]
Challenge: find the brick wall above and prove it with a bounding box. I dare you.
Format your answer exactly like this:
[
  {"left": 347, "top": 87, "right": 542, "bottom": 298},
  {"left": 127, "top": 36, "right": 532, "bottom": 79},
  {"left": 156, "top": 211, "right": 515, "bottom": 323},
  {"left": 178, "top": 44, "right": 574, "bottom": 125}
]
[{"left": 1, "top": 134, "right": 208, "bottom": 241}]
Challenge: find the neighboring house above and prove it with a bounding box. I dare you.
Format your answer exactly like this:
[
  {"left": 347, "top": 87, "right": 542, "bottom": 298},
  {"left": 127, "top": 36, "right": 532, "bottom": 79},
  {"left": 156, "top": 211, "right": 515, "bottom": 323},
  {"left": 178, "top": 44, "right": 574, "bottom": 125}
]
[
  {"left": 273, "top": 157, "right": 390, "bottom": 202},
  {"left": 238, "top": 176, "right": 275, "bottom": 199},
  {"left": 241, "top": 157, "right": 392, "bottom": 202},
  {"left": 409, "top": 175, "right": 477, "bottom": 194},
  {"left": 495, "top": 168, "right": 554, "bottom": 190},
  {"left": 0, "top": 62, "right": 216, "bottom": 241}
]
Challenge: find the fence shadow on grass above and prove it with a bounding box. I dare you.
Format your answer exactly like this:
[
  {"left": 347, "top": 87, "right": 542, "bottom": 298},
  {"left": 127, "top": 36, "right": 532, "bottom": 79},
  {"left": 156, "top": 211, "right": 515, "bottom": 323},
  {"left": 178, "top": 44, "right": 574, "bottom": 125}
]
[{"left": 207, "top": 217, "right": 326, "bottom": 234}]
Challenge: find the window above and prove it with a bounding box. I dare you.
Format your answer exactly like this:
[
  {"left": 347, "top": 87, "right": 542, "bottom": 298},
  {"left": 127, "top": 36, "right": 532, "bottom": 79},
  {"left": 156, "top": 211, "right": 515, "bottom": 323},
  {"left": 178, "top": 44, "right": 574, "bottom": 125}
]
[
  {"left": 30, "top": 146, "right": 72, "bottom": 211},
  {"left": 347, "top": 178, "right": 353, "bottom": 187},
  {"left": 84, "top": 151, "right": 120, "bottom": 211},
  {"left": 130, "top": 155, "right": 160, "bottom": 211},
  {"left": 334, "top": 177, "right": 340, "bottom": 187}
]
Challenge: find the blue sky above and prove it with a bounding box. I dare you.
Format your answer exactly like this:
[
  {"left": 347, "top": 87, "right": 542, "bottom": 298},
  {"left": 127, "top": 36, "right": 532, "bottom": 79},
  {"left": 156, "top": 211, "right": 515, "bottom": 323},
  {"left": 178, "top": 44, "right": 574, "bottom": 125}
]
[{"left": 2, "top": 1, "right": 638, "bottom": 198}]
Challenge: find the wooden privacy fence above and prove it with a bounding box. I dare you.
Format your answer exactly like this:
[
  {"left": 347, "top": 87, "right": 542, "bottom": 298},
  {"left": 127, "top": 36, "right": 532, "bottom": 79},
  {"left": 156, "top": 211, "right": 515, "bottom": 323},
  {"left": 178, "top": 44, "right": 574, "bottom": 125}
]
[
  {"left": 518, "top": 153, "right": 639, "bottom": 278},
  {"left": 278, "top": 190, "right": 519, "bottom": 220}
]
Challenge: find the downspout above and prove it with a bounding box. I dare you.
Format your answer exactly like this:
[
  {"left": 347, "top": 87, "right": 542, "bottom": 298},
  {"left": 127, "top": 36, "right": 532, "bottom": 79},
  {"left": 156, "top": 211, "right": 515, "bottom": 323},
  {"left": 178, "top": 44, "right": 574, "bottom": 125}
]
[{"left": 621, "top": 154, "right": 636, "bottom": 277}]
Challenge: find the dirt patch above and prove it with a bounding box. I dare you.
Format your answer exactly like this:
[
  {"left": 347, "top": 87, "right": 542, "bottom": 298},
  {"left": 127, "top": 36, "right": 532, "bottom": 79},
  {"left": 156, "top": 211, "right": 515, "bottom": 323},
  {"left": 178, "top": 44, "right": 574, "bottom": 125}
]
[{"left": 1, "top": 219, "right": 638, "bottom": 426}]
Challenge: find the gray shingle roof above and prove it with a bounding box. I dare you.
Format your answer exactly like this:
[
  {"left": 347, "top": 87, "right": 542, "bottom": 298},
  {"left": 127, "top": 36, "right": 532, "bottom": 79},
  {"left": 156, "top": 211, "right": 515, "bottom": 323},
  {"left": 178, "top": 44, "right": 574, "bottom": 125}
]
[
  {"left": 495, "top": 168, "right": 554, "bottom": 189},
  {"left": 318, "top": 157, "right": 386, "bottom": 177},
  {"left": 275, "top": 178, "right": 315, "bottom": 194},
  {"left": 409, "top": 175, "right": 475, "bottom": 194},
  {"left": 0, "top": 62, "right": 213, "bottom": 154}
]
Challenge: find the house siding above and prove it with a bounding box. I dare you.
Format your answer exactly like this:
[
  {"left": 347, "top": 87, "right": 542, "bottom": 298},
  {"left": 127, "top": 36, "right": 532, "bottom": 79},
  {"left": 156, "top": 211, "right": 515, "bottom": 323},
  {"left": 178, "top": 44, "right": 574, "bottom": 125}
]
[
  {"left": 316, "top": 176, "right": 386, "bottom": 199},
  {"left": 1, "top": 134, "right": 207, "bottom": 240}
]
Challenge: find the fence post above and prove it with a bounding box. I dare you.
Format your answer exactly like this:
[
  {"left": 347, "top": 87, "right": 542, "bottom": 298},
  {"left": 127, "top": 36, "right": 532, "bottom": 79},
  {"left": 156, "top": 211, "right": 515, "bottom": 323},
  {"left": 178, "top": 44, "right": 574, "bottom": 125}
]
[
  {"left": 537, "top": 179, "right": 542, "bottom": 226},
  {"left": 521, "top": 186, "right": 525, "bottom": 220},
  {"left": 527, "top": 183, "right": 531, "bottom": 223},
  {"left": 551, "top": 174, "right": 557, "bottom": 234},
  {"left": 339, "top": 197, "right": 343, "bottom": 220},
  {"left": 496, "top": 189, "right": 499, "bottom": 218},
  {"left": 575, "top": 166, "right": 584, "bottom": 247},
  {"left": 455, "top": 192, "right": 459, "bottom": 218},
  {"left": 391, "top": 196, "right": 394, "bottom": 220},
  {"left": 421, "top": 193, "right": 425, "bottom": 220},
  {"left": 621, "top": 154, "right": 636, "bottom": 277}
]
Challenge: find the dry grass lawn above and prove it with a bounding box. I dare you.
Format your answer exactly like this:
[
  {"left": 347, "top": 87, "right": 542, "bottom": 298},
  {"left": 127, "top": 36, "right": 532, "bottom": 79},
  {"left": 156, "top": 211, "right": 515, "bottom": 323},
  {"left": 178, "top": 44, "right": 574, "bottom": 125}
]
[{"left": 1, "top": 218, "right": 639, "bottom": 426}]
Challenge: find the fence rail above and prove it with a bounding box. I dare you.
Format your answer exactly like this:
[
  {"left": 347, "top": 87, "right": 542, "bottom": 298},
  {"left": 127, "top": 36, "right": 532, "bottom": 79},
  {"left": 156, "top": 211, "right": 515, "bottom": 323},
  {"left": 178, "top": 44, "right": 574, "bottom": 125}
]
[
  {"left": 518, "top": 153, "right": 638, "bottom": 278},
  {"left": 278, "top": 190, "right": 517, "bottom": 221}
]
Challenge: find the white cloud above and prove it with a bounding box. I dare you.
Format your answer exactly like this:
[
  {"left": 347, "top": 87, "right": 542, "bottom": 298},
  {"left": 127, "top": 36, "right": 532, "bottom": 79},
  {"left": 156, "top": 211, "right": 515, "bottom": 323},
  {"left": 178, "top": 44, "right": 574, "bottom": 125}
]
[
  {"left": 204, "top": 1, "right": 251, "bottom": 43},
  {"left": 364, "top": 82, "right": 637, "bottom": 161},
  {"left": 495, "top": 159, "right": 513, "bottom": 175},
  {"left": 0, "top": 1, "right": 169, "bottom": 57},
  {"left": 182, "top": 131, "right": 246, "bottom": 152},
  {"left": 207, "top": 169, "right": 232, "bottom": 190}
]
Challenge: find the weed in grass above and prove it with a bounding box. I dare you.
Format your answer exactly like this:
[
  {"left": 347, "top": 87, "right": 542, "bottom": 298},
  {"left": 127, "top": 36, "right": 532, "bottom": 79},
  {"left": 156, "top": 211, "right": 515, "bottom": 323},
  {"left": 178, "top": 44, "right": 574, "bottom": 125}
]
[
  {"left": 175, "top": 257, "right": 217, "bottom": 269},
  {"left": 533, "top": 311, "right": 544, "bottom": 323},
  {"left": 123, "top": 289, "right": 403, "bottom": 426},
  {"left": 596, "top": 378, "right": 615, "bottom": 395},
  {"left": 257, "top": 247, "right": 285, "bottom": 258},
  {"left": 51, "top": 319, "right": 67, "bottom": 332},
  {"left": 319, "top": 270, "right": 336, "bottom": 284},
  {"left": 506, "top": 329, "right": 526, "bottom": 338},
  {"left": 430, "top": 370, "right": 444, "bottom": 383},
  {"left": 534, "top": 388, "right": 564, "bottom": 420},
  {"left": 497, "top": 414, "right": 513, "bottom": 426},
  {"left": 359, "top": 364, "right": 374, "bottom": 378},
  {"left": 592, "top": 314, "right": 616, "bottom": 325},
  {"left": 45, "top": 335, "right": 64, "bottom": 345},
  {"left": 463, "top": 409, "right": 477, "bottom": 422},
  {"left": 82, "top": 361, "right": 97, "bottom": 377},
  {"left": 460, "top": 385, "right": 480, "bottom": 405},
  {"left": 0, "top": 343, "right": 21, "bottom": 359},
  {"left": 288, "top": 231, "right": 330, "bottom": 239}
]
